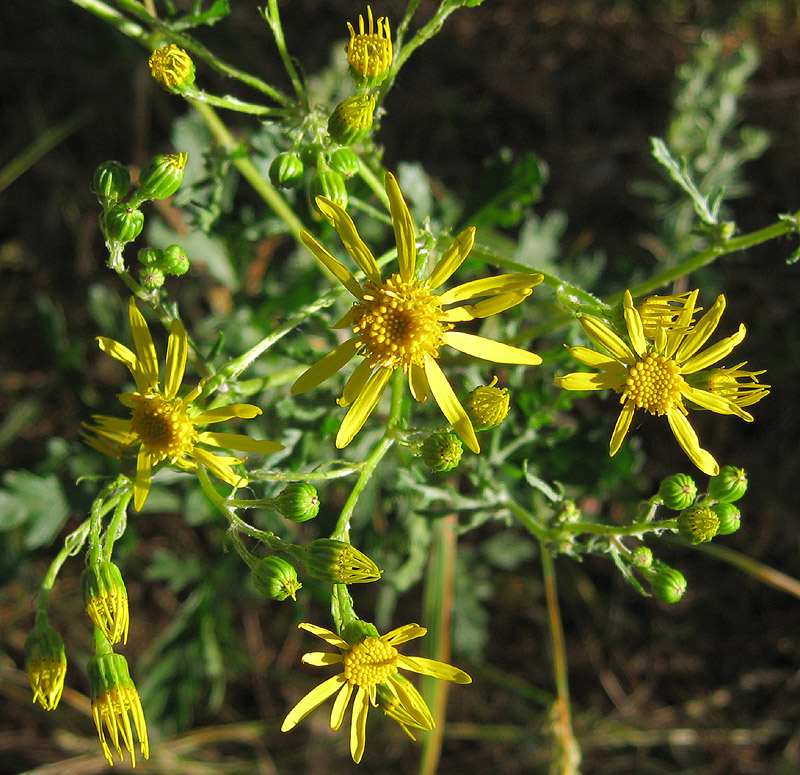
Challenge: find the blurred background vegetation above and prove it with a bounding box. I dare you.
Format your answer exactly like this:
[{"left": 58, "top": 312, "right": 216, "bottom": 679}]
[{"left": 2, "top": 1, "right": 800, "bottom": 774}]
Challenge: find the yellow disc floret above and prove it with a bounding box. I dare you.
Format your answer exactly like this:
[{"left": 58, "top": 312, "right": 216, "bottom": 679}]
[
  {"left": 129, "top": 391, "right": 197, "bottom": 461},
  {"left": 343, "top": 636, "right": 399, "bottom": 688},
  {"left": 352, "top": 274, "right": 448, "bottom": 370},
  {"left": 623, "top": 352, "right": 685, "bottom": 415}
]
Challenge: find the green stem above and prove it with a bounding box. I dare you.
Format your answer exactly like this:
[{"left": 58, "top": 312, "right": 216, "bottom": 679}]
[
  {"left": 331, "top": 369, "right": 406, "bottom": 541},
  {"left": 559, "top": 518, "right": 678, "bottom": 538},
  {"left": 262, "top": 0, "right": 306, "bottom": 106},
  {"left": 184, "top": 87, "right": 288, "bottom": 117},
  {"left": 102, "top": 489, "right": 134, "bottom": 560},
  {"left": 110, "top": 0, "right": 295, "bottom": 108},
  {"left": 246, "top": 464, "right": 363, "bottom": 483},
  {"left": 540, "top": 542, "right": 582, "bottom": 775},
  {"left": 504, "top": 497, "right": 556, "bottom": 542},
  {"left": 189, "top": 99, "right": 304, "bottom": 240}
]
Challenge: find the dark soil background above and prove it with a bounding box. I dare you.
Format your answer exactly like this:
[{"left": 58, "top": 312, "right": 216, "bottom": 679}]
[{"left": 2, "top": 2, "right": 800, "bottom": 774}]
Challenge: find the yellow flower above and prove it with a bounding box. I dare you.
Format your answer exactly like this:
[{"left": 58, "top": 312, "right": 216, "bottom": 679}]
[
  {"left": 555, "top": 289, "right": 765, "bottom": 476},
  {"left": 25, "top": 625, "right": 67, "bottom": 711},
  {"left": 83, "top": 298, "right": 283, "bottom": 511},
  {"left": 706, "top": 362, "right": 770, "bottom": 409},
  {"left": 88, "top": 651, "right": 149, "bottom": 766},
  {"left": 346, "top": 6, "right": 393, "bottom": 86},
  {"left": 281, "top": 622, "right": 471, "bottom": 763},
  {"left": 291, "top": 172, "right": 543, "bottom": 453}
]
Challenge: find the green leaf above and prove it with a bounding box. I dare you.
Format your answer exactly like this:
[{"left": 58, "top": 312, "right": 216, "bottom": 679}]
[
  {"left": 650, "top": 136, "right": 720, "bottom": 225},
  {"left": 172, "top": 0, "right": 231, "bottom": 30},
  {"left": 0, "top": 470, "right": 69, "bottom": 550}
]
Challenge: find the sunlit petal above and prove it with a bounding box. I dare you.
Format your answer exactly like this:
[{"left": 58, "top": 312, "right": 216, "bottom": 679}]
[
  {"left": 424, "top": 357, "right": 479, "bottom": 453},
  {"left": 350, "top": 687, "right": 370, "bottom": 764},
  {"left": 191, "top": 446, "right": 245, "bottom": 487},
  {"left": 315, "top": 199, "right": 381, "bottom": 283},
  {"left": 300, "top": 230, "right": 364, "bottom": 298},
  {"left": 386, "top": 172, "right": 416, "bottom": 281},
  {"left": 667, "top": 406, "right": 719, "bottom": 475},
  {"left": 396, "top": 655, "right": 472, "bottom": 684},
  {"left": 302, "top": 652, "right": 345, "bottom": 667},
  {"left": 437, "top": 272, "right": 542, "bottom": 305},
  {"left": 408, "top": 363, "right": 428, "bottom": 403},
  {"left": 336, "top": 367, "right": 392, "bottom": 448},
  {"left": 197, "top": 432, "right": 284, "bottom": 454},
  {"left": 281, "top": 674, "right": 346, "bottom": 732},
  {"left": 338, "top": 358, "right": 374, "bottom": 408},
  {"left": 564, "top": 346, "right": 628, "bottom": 374},
  {"left": 291, "top": 338, "right": 359, "bottom": 395},
  {"left": 426, "top": 227, "right": 476, "bottom": 289},
  {"left": 555, "top": 372, "right": 625, "bottom": 391},
  {"left": 674, "top": 294, "right": 726, "bottom": 362},
  {"left": 298, "top": 622, "right": 350, "bottom": 649},
  {"left": 623, "top": 291, "right": 647, "bottom": 357},
  {"left": 580, "top": 315, "right": 636, "bottom": 363},
  {"left": 133, "top": 449, "right": 152, "bottom": 512},
  {"left": 382, "top": 623, "right": 427, "bottom": 645},
  {"left": 609, "top": 399, "right": 635, "bottom": 456},
  {"left": 681, "top": 384, "right": 753, "bottom": 421},
  {"left": 443, "top": 331, "right": 542, "bottom": 365},
  {"left": 192, "top": 404, "right": 263, "bottom": 423},
  {"left": 128, "top": 298, "right": 159, "bottom": 389},
  {"left": 164, "top": 318, "right": 188, "bottom": 399},
  {"left": 680, "top": 324, "right": 746, "bottom": 374}
]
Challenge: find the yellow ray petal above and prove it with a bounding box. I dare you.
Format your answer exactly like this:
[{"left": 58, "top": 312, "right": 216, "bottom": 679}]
[
  {"left": 664, "top": 288, "right": 700, "bottom": 357},
  {"left": 315, "top": 199, "right": 381, "bottom": 283},
  {"left": 192, "top": 446, "right": 246, "bottom": 487},
  {"left": 396, "top": 655, "right": 472, "bottom": 683},
  {"left": 623, "top": 291, "right": 647, "bottom": 357},
  {"left": 298, "top": 622, "right": 349, "bottom": 648},
  {"left": 443, "top": 331, "right": 542, "bottom": 365},
  {"left": 336, "top": 367, "right": 392, "bottom": 448},
  {"left": 96, "top": 336, "right": 140, "bottom": 379},
  {"left": 386, "top": 172, "right": 416, "bottom": 282},
  {"left": 580, "top": 314, "right": 636, "bottom": 364},
  {"left": 408, "top": 363, "right": 428, "bottom": 402},
  {"left": 437, "top": 273, "right": 542, "bottom": 305},
  {"left": 426, "top": 227, "right": 476, "bottom": 289},
  {"left": 165, "top": 318, "right": 188, "bottom": 399},
  {"left": 439, "top": 306, "right": 476, "bottom": 323},
  {"left": 667, "top": 406, "right": 719, "bottom": 475},
  {"left": 133, "top": 448, "right": 152, "bottom": 511},
  {"left": 300, "top": 230, "right": 364, "bottom": 298},
  {"left": 565, "top": 345, "right": 628, "bottom": 374},
  {"left": 382, "top": 623, "right": 427, "bottom": 645},
  {"left": 338, "top": 358, "right": 374, "bottom": 407},
  {"left": 555, "top": 372, "right": 626, "bottom": 391},
  {"left": 291, "top": 338, "right": 359, "bottom": 395},
  {"left": 197, "top": 432, "right": 284, "bottom": 454},
  {"left": 681, "top": 385, "right": 753, "bottom": 421},
  {"left": 459, "top": 290, "right": 532, "bottom": 319},
  {"left": 281, "top": 674, "right": 347, "bottom": 732},
  {"left": 330, "top": 682, "right": 355, "bottom": 732},
  {"left": 674, "top": 294, "right": 726, "bottom": 362},
  {"left": 609, "top": 399, "right": 636, "bottom": 456},
  {"left": 128, "top": 298, "right": 159, "bottom": 389},
  {"left": 423, "top": 357, "right": 479, "bottom": 453},
  {"left": 301, "top": 652, "right": 345, "bottom": 667},
  {"left": 192, "top": 404, "right": 263, "bottom": 423},
  {"left": 680, "top": 324, "right": 746, "bottom": 374},
  {"left": 350, "top": 687, "right": 370, "bottom": 764}
]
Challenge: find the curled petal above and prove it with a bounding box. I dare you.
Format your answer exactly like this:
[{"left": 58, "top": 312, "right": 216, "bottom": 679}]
[
  {"left": 300, "top": 231, "right": 364, "bottom": 298},
  {"left": 191, "top": 446, "right": 245, "bottom": 487},
  {"left": 192, "top": 404, "right": 263, "bottom": 423},
  {"left": 680, "top": 324, "right": 746, "bottom": 374},
  {"left": 396, "top": 655, "right": 472, "bottom": 684},
  {"left": 564, "top": 345, "right": 628, "bottom": 374},
  {"left": 298, "top": 622, "right": 350, "bottom": 649},
  {"left": 382, "top": 623, "right": 427, "bottom": 645},
  {"left": 336, "top": 367, "right": 392, "bottom": 448},
  {"left": 315, "top": 199, "right": 381, "bottom": 283},
  {"left": 674, "top": 294, "right": 726, "bottom": 363},
  {"left": 330, "top": 681, "right": 355, "bottom": 731},
  {"left": 623, "top": 291, "right": 647, "bottom": 358},
  {"left": 133, "top": 448, "right": 152, "bottom": 512},
  {"left": 579, "top": 315, "right": 636, "bottom": 364},
  {"left": 609, "top": 399, "right": 636, "bottom": 456},
  {"left": 681, "top": 384, "right": 753, "bottom": 421},
  {"left": 437, "top": 273, "right": 542, "bottom": 305},
  {"left": 165, "top": 318, "right": 188, "bottom": 399},
  {"left": 338, "top": 358, "right": 374, "bottom": 407},
  {"left": 350, "top": 687, "right": 370, "bottom": 763},
  {"left": 96, "top": 337, "right": 144, "bottom": 390},
  {"left": 386, "top": 172, "right": 416, "bottom": 282},
  {"left": 408, "top": 363, "right": 429, "bottom": 403},
  {"left": 197, "top": 432, "right": 284, "bottom": 454},
  {"left": 128, "top": 298, "right": 159, "bottom": 389}
]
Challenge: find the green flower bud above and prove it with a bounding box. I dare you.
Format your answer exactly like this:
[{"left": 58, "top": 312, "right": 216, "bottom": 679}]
[
  {"left": 420, "top": 431, "right": 463, "bottom": 472},
  {"left": 658, "top": 473, "right": 697, "bottom": 511},
  {"left": 137, "top": 247, "right": 163, "bottom": 266},
  {"left": 93, "top": 160, "right": 131, "bottom": 203},
  {"left": 328, "top": 95, "right": 376, "bottom": 146},
  {"left": 304, "top": 538, "right": 382, "bottom": 584},
  {"left": 309, "top": 169, "right": 348, "bottom": 215},
  {"left": 707, "top": 466, "right": 747, "bottom": 503},
  {"left": 712, "top": 502, "right": 741, "bottom": 535},
  {"left": 329, "top": 147, "right": 360, "bottom": 178},
  {"left": 137, "top": 152, "right": 188, "bottom": 200},
  {"left": 25, "top": 623, "right": 67, "bottom": 711},
  {"left": 105, "top": 204, "right": 144, "bottom": 243},
  {"left": 269, "top": 152, "right": 305, "bottom": 188},
  {"left": 466, "top": 376, "right": 510, "bottom": 430},
  {"left": 251, "top": 556, "right": 302, "bottom": 601},
  {"left": 81, "top": 561, "right": 130, "bottom": 645},
  {"left": 630, "top": 546, "right": 653, "bottom": 569},
  {"left": 88, "top": 651, "right": 149, "bottom": 766},
  {"left": 275, "top": 483, "right": 320, "bottom": 522},
  {"left": 677, "top": 505, "right": 720, "bottom": 545},
  {"left": 647, "top": 565, "right": 687, "bottom": 603},
  {"left": 139, "top": 265, "right": 165, "bottom": 290},
  {"left": 160, "top": 244, "right": 190, "bottom": 275}
]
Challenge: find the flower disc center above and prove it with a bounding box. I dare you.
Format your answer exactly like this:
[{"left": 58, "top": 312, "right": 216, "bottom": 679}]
[
  {"left": 624, "top": 352, "right": 685, "bottom": 415},
  {"left": 130, "top": 392, "right": 197, "bottom": 461},
  {"left": 352, "top": 274, "right": 447, "bottom": 370},
  {"left": 343, "top": 636, "right": 399, "bottom": 688}
]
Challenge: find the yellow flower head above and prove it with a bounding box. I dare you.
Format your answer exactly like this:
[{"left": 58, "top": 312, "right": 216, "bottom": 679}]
[
  {"left": 148, "top": 44, "right": 195, "bottom": 91},
  {"left": 555, "top": 289, "right": 766, "bottom": 476},
  {"left": 346, "top": 6, "right": 392, "bottom": 87},
  {"left": 83, "top": 299, "right": 283, "bottom": 511},
  {"left": 88, "top": 651, "right": 149, "bottom": 766},
  {"left": 291, "top": 172, "right": 543, "bottom": 453},
  {"left": 706, "top": 362, "right": 770, "bottom": 409},
  {"left": 281, "top": 621, "right": 471, "bottom": 763},
  {"left": 466, "top": 375, "right": 511, "bottom": 430}
]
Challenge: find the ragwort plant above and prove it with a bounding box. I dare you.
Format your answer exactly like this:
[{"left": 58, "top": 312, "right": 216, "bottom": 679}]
[{"left": 13, "top": 2, "right": 799, "bottom": 772}]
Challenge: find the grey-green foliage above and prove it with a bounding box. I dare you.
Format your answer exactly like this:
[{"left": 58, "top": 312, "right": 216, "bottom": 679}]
[{"left": 638, "top": 31, "right": 770, "bottom": 261}]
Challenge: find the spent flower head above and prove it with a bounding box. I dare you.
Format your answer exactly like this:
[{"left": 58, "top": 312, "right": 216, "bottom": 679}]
[
  {"left": 83, "top": 298, "right": 283, "bottom": 510},
  {"left": 555, "top": 289, "right": 767, "bottom": 475},
  {"left": 81, "top": 561, "right": 129, "bottom": 645},
  {"left": 292, "top": 172, "right": 543, "bottom": 453},
  {"left": 281, "top": 621, "right": 471, "bottom": 763}
]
